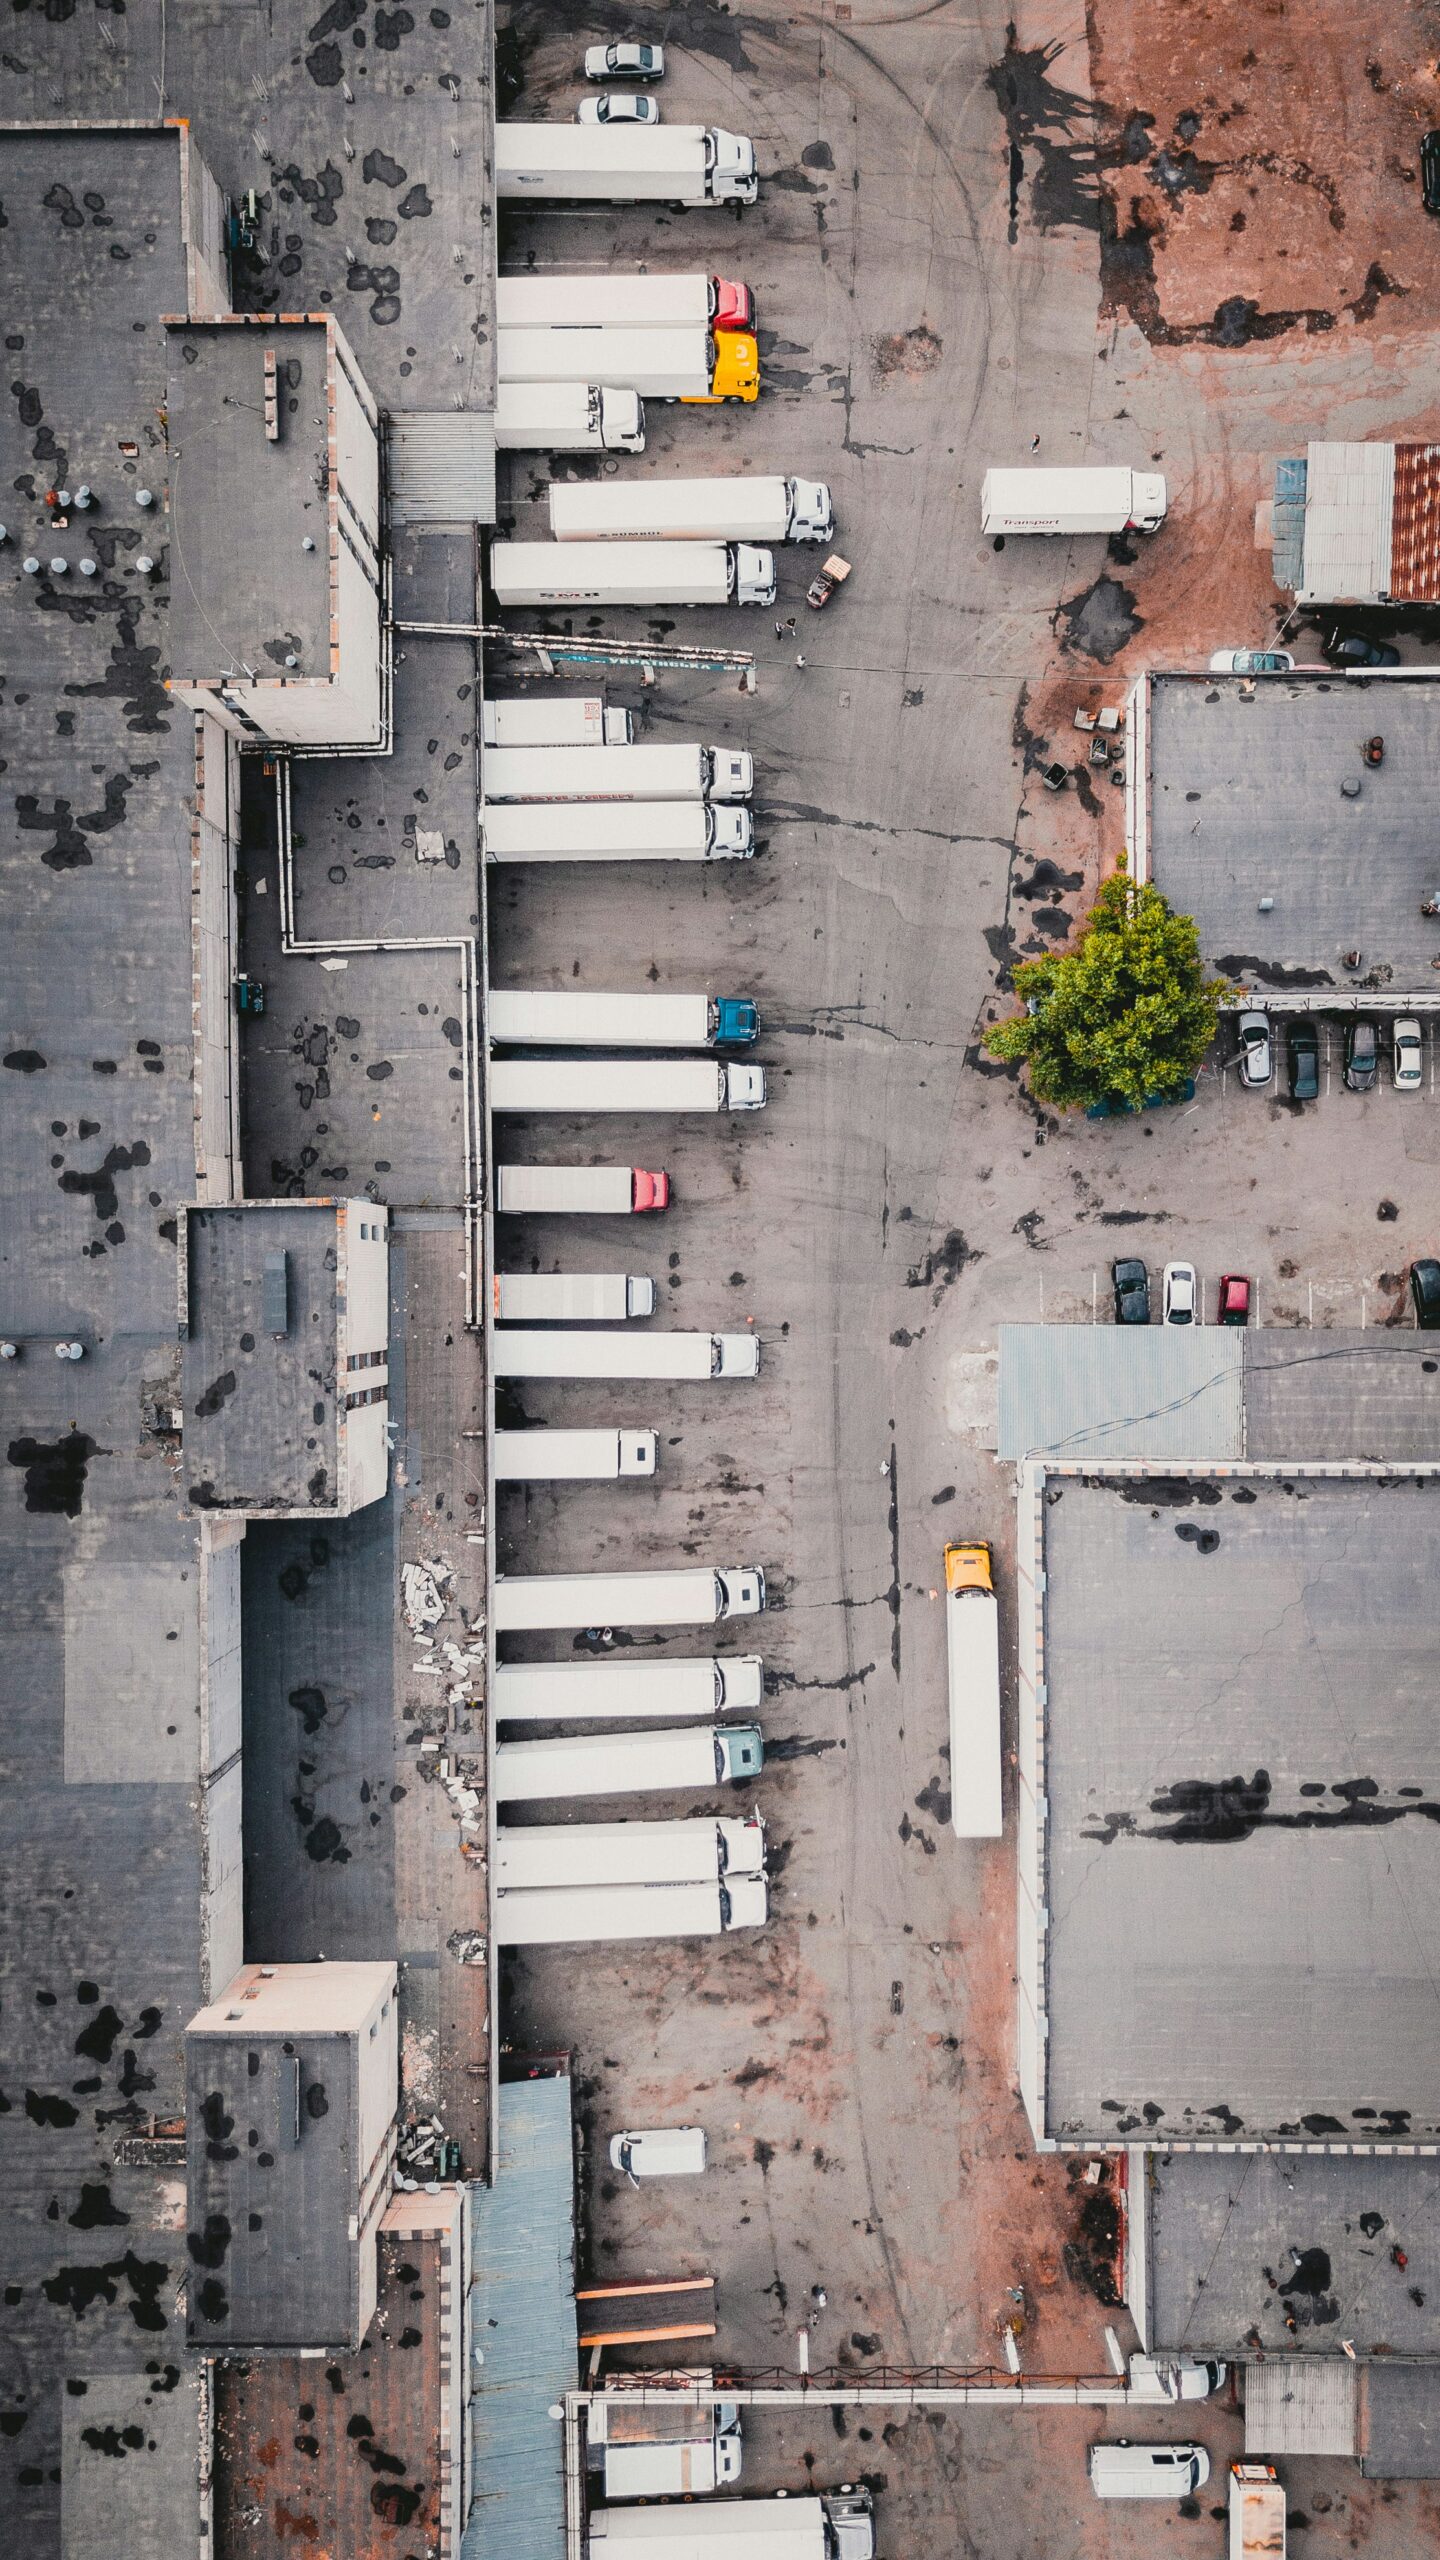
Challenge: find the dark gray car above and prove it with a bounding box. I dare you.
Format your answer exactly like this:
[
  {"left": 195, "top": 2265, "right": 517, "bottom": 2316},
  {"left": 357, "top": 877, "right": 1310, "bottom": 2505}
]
[
  {"left": 1345, "top": 1019, "right": 1379, "bottom": 1091},
  {"left": 1112, "top": 1258, "right": 1150, "bottom": 1325}
]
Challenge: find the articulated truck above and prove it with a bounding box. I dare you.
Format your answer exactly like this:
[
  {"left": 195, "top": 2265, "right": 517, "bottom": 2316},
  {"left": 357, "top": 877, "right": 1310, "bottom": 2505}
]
[
  {"left": 498, "top": 274, "right": 754, "bottom": 333},
  {"left": 552, "top": 475, "right": 833, "bottom": 546},
  {"left": 482, "top": 802, "right": 754, "bottom": 864},
  {"left": 494, "top": 1164, "right": 670, "bottom": 1214},
  {"left": 482, "top": 696, "right": 633, "bottom": 749},
  {"left": 494, "top": 381, "right": 646, "bottom": 453},
  {"left": 492, "top": 1330, "right": 760, "bottom": 1380},
  {"left": 493, "top": 1655, "right": 764, "bottom": 1720},
  {"left": 494, "top": 1723, "right": 764, "bottom": 1801},
  {"left": 498, "top": 326, "right": 758, "bottom": 405},
  {"left": 489, "top": 993, "right": 758, "bottom": 1050},
  {"left": 490, "top": 541, "right": 775, "bottom": 610},
  {"left": 944, "top": 1542, "right": 1002, "bottom": 1838},
  {"left": 493, "top": 1564, "right": 765, "bottom": 1632},
  {"left": 493, "top": 1429, "right": 658, "bottom": 1481},
  {"left": 489, "top": 1060, "right": 767, "bottom": 1114},
  {"left": 493, "top": 1271, "right": 655, "bottom": 1319},
  {"left": 495, "top": 124, "right": 758, "bottom": 208},
  {"left": 496, "top": 1812, "right": 765, "bottom": 1891},
  {"left": 587, "top": 2493, "right": 876, "bottom": 2559},
  {"left": 481, "top": 742, "right": 754, "bottom": 804},
  {"left": 494, "top": 1870, "right": 767, "bottom": 1945},
  {"left": 980, "top": 465, "right": 1168, "bottom": 536}
]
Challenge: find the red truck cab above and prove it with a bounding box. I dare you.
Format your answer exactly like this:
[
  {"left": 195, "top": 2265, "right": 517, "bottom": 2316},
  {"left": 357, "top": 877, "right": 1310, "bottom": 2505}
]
[
  {"left": 711, "top": 276, "right": 755, "bottom": 331},
  {"left": 633, "top": 1168, "right": 670, "bottom": 1211}
]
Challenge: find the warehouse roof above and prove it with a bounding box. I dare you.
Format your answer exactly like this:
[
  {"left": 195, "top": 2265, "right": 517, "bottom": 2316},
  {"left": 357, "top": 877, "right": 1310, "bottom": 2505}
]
[
  {"left": 999, "top": 1328, "right": 1440, "bottom": 1464},
  {"left": 182, "top": 1201, "right": 345, "bottom": 1512}
]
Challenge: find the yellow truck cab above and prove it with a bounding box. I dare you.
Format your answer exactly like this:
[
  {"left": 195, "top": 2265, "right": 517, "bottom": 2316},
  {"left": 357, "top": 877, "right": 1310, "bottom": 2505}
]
[{"left": 687, "top": 331, "right": 759, "bottom": 404}]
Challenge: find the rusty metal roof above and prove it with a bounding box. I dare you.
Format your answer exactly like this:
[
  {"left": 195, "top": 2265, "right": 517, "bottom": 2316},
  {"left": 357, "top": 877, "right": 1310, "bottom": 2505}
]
[{"left": 1388, "top": 444, "right": 1440, "bottom": 600}]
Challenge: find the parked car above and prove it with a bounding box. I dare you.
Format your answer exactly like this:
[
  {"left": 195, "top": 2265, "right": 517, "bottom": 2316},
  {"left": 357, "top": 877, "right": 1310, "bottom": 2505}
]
[
  {"left": 1217, "top": 1273, "right": 1251, "bottom": 1326},
  {"left": 610, "top": 2127, "right": 706, "bottom": 2180},
  {"left": 1393, "top": 1017, "right": 1423, "bottom": 1091},
  {"left": 1422, "top": 128, "right": 1440, "bottom": 214},
  {"left": 584, "top": 39, "right": 665, "bottom": 79},
  {"left": 1236, "top": 1008, "right": 1273, "bottom": 1087},
  {"left": 1344, "top": 1018, "right": 1380, "bottom": 1091},
  {"left": 1128, "top": 2354, "right": 1228, "bottom": 2403},
  {"left": 1111, "top": 1257, "right": 1150, "bottom": 1325},
  {"left": 1287, "top": 1018, "right": 1320, "bottom": 1101},
  {"left": 1208, "top": 648, "right": 1295, "bottom": 676},
  {"left": 1412, "top": 1260, "right": 1440, "bottom": 1328},
  {"left": 1163, "top": 1261, "right": 1197, "bottom": 1325},
  {"left": 1090, "top": 2442, "right": 1210, "bottom": 2501},
  {"left": 577, "top": 91, "right": 660, "bottom": 122},
  {"left": 1327, "top": 632, "right": 1401, "bottom": 668}
]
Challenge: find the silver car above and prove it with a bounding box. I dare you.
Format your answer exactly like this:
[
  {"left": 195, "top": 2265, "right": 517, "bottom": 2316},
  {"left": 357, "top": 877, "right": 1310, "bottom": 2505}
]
[
  {"left": 1237, "top": 1008, "right": 1272, "bottom": 1087},
  {"left": 576, "top": 92, "right": 660, "bottom": 123},
  {"left": 1394, "top": 1017, "right": 1423, "bottom": 1091},
  {"left": 584, "top": 39, "right": 665, "bottom": 79}
]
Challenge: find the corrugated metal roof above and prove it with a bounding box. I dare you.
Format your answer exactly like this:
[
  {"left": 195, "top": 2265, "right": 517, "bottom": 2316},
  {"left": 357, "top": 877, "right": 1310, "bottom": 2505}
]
[
  {"left": 464, "top": 2074, "right": 575, "bottom": 2560},
  {"left": 1297, "top": 439, "right": 1394, "bottom": 603},
  {"left": 1246, "top": 2355, "right": 1357, "bottom": 2456},
  {"left": 997, "top": 1326, "right": 1244, "bottom": 1461},
  {"left": 1271, "top": 455, "right": 1307, "bottom": 591},
  {"left": 1388, "top": 443, "right": 1440, "bottom": 600},
  {"left": 389, "top": 412, "right": 497, "bottom": 527}
]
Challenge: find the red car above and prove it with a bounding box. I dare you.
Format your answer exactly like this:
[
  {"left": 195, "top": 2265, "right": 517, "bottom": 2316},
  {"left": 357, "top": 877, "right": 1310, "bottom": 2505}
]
[{"left": 1218, "top": 1273, "right": 1251, "bottom": 1326}]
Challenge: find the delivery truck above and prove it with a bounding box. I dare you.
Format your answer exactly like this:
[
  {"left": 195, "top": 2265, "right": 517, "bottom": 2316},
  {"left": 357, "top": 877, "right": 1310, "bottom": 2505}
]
[
  {"left": 495, "top": 124, "right": 758, "bottom": 208},
  {"left": 490, "top": 541, "right": 775, "bottom": 610},
  {"left": 498, "top": 273, "right": 754, "bottom": 333},
  {"left": 587, "top": 2491, "right": 876, "bottom": 2558},
  {"left": 494, "top": 381, "right": 646, "bottom": 453},
  {"left": 488, "top": 993, "right": 758, "bottom": 1050},
  {"left": 481, "top": 742, "right": 754, "bottom": 805},
  {"left": 980, "top": 465, "right": 1168, "bottom": 537},
  {"left": 551, "top": 474, "right": 833, "bottom": 546},
  {"left": 591, "top": 2393, "right": 743, "bottom": 2500},
  {"left": 493, "top": 1271, "right": 655, "bottom": 1319},
  {"left": 495, "top": 1723, "right": 764, "bottom": 1801},
  {"left": 494, "top": 1870, "right": 768, "bottom": 1946},
  {"left": 493, "top": 1164, "right": 670, "bottom": 1215},
  {"left": 482, "top": 695, "right": 633, "bottom": 749},
  {"left": 493, "top": 1564, "right": 766, "bottom": 1632},
  {"left": 492, "top": 1330, "right": 760, "bottom": 1380},
  {"left": 944, "top": 1542, "right": 1002, "bottom": 1839},
  {"left": 1229, "top": 2466, "right": 1286, "bottom": 2560},
  {"left": 482, "top": 802, "right": 754, "bottom": 864},
  {"left": 493, "top": 1654, "right": 765, "bottom": 1720},
  {"left": 496, "top": 1812, "right": 765, "bottom": 1891},
  {"left": 493, "top": 1429, "right": 658, "bottom": 1481},
  {"left": 497, "top": 326, "right": 758, "bottom": 405},
  {"left": 489, "top": 1060, "right": 767, "bottom": 1114}
]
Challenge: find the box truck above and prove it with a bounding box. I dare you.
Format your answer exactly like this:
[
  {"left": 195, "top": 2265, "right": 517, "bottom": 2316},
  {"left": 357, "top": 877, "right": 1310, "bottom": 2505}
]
[
  {"left": 1229, "top": 2466, "right": 1286, "bottom": 2560},
  {"left": 482, "top": 802, "right": 754, "bottom": 864},
  {"left": 492, "top": 1330, "right": 760, "bottom": 1380},
  {"left": 494, "top": 381, "right": 646, "bottom": 454},
  {"left": 495, "top": 124, "right": 758, "bottom": 208},
  {"left": 490, "top": 541, "right": 775, "bottom": 610},
  {"left": 591, "top": 2394, "right": 743, "bottom": 2499},
  {"left": 489, "top": 993, "right": 758, "bottom": 1050},
  {"left": 497, "top": 326, "right": 758, "bottom": 405},
  {"left": 493, "top": 1655, "right": 765, "bottom": 1720},
  {"left": 496, "top": 1812, "right": 765, "bottom": 1891},
  {"left": 493, "top": 1271, "right": 656, "bottom": 1319},
  {"left": 493, "top": 1429, "right": 658, "bottom": 1481},
  {"left": 587, "top": 2492, "right": 875, "bottom": 2558},
  {"left": 551, "top": 475, "right": 833, "bottom": 546},
  {"left": 495, "top": 1723, "right": 764, "bottom": 1800},
  {"left": 944, "top": 1542, "right": 1002, "bottom": 1840},
  {"left": 494, "top": 1871, "right": 768, "bottom": 1946},
  {"left": 493, "top": 1564, "right": 765, "bottom": 1631},
  {"left": 980, "top": 465, "right": 1167, "bottom": 536},
  {"left": 489, "top": 1060, "right": 767, "bottom": 1114},
  {"left": 498, "top": 274, "right": 753, "bottom": 333},
  {"left": 481, "top": 742, "right": 753, "bottom": 805},
  {"left": 494, "top": 1164, "right": 670, "bottom": 1215},
  {"left": 482, "top": 695, "right": 633, "bottom": 749}
]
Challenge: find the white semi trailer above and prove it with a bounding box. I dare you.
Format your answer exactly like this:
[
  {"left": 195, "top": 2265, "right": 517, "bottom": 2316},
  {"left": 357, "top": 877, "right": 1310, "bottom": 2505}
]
[
  {"left": 551, "top": 475, "right": 833, "bottom": 545},
  {"left": 493, "top": 1271, "right": 656, "bottom": 1319},
  {"left": 494, "top": 124, "right": 758, "bottom": 208},
  {"left": 493, "top": 1655, "right": 764, "bottom": 1720},
  {"left": 497, "top": 275, "right": 752, "bottom": 332},
  {"left": 493, "top": 1871, "right": 768, "bottom": 1946},
  {"left": 493, "top": 1565, "right": 765, "bottom": 1631},
  {"left": 494, "top": 1724, "right": 764, "bottom": 1801},
  {"left": 980, "top": 465, "right": 1168, "bottom": 536},
  {"left": 944, "top": 1543, "right": 1003, "bottom": 1839},
  {"left": 482, "top": 696, "right": 633, "bottom": 749},
  {"left": 481, "top": 743, "right": 753, "bottom": 805},
  {"left": 496, "top": 1813, "right": 765, "bottom": 1891},
  {"left": 488, "top": 1060, "right": 767, "bottom": 1114},
  {"left": 587, "top": 2494, "right": 876, "bottom": 2558},
  {"left": 490, "top": 541, "right": 775, "bottom": 610},
  {"left": 491, "top": 1330, "right": 760, "bottom": 1380},
  {"left": 482, "top": 802, "right": 754, "bottom": 864},
  {"left": 493, "top": 1164, "right": 670, "bottom": 1215},
  {"left": 497, "top": 327, "right": 750, "bottom": 403},
  {"left": 488, "top": 993, "right": 758, "bottom": 1051},
  {"left": 493, "top": 1429, "right": 658, "bottom": 1481},
  {"left": 494, "top": 381, "right": 646, "bottom": 453}
]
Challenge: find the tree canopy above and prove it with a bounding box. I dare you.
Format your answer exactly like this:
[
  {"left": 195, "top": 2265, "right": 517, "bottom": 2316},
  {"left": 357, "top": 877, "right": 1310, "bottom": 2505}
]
[{"left": 984, "top": 868, "right": 1231, "bottom": 1112}]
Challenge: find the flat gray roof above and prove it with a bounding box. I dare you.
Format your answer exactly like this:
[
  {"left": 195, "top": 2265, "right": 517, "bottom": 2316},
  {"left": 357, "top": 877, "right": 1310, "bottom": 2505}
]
[
  {"left": 1040, "top": 1468, "right": 1440, "bottom": 2146},
  {"left": 183, "top": 1202, "right": 343, "bottom": 1511},
  {"left": 166, "top": 321, "right": 334, "bottom": 680},
  {"left": 1147, "top": 674, "right": 1440, "bottom": 1001},
  {"left": 1363, "top": 2367, "right": 1440, "bottom": 2477},
  {"left": 185, "top": 2023, "right": 362, "bottom": 2349}
]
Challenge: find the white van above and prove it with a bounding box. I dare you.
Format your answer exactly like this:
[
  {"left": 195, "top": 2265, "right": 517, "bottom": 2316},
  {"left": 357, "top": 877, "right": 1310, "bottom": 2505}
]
[
  {"left": 610, "top": 2127, "right": 707, "bottom": 2180},
  {"left": 1089, "top": 2441, "right": 1209, "bottom": 2500}
]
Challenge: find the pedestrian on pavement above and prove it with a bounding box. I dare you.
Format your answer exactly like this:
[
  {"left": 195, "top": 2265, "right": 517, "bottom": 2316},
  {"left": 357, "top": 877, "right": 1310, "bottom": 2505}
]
[
  {"left": 1030, "top": 434, "right": 1041, "bottom": 451},
  {"left": 796, "top": 653, "right": 807, "bottom": 668}
]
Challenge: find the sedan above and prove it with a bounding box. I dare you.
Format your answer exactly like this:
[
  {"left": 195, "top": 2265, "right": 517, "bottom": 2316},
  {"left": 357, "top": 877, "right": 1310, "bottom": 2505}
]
[
  {"left": 1287, "top": 1019, "right": 1319, "bottom": 1101},
  {"left": 1163, "top": 1261, "right": 1197, "bottom": 1325},
  {"left": 1422, "top": 128, "right": 1440, "bottom": 215},
  {"left": 1208, "top": 648, "right": 1295, "bottom": 676},
  {"left": 577, "top": 91, "right": 660, "bottom": 123},
  {"left": 1112, "top": 1257, "right": 1150, "bottom": 1325},
  {"left": 1237, "top": 1008, "right": 1273, "bottom": 1088},
  {"left": 584, "top": 39, "right": 665, "bottom": 79},
  {"left": 1413, "top": 1259, "right": 1440, "bottom": 1328},
  {"left": 1393, "top": 1017, "right": 1423, "bottom": 1090},
  {"left": 1218, "top": 1273, "right": 1251, "bottom": 1326},
  {"left": 1344, "top": 1018, "right": 1380, "bottom": 1091},
  {"left": 1327, "top": 632, "right": 1401, "bottom": 668}
]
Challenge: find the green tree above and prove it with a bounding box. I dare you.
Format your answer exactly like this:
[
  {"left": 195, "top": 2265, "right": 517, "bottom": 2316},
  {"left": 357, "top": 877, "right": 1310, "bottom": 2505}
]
[{"left": 984, "top": 868, "right": 1231, "bottom": 1112}]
